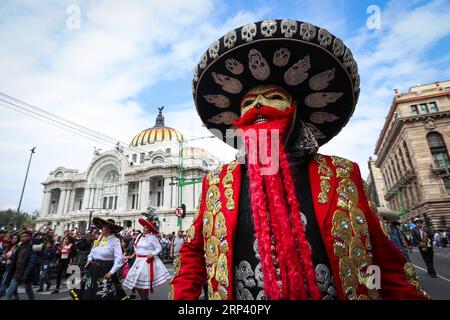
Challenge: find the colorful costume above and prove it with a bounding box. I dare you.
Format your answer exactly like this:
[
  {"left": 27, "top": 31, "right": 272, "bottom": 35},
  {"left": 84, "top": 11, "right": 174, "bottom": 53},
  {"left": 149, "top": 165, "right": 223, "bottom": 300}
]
[
  {"left": 170, "top": 19, "right": 429, "bottom": 300},
  {"left": 78, "top": 218, "right": 128, "bottom": 300},
  {"left": 123, "top": 219, "right": 171, "bottom": 291}
]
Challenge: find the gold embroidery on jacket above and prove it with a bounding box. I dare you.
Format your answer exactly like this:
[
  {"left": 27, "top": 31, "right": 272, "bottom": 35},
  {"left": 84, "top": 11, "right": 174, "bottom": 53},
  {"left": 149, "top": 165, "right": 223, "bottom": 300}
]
[
  {"left": 203, "top": 210, "right": 213, "bottom": 238},
  {"left": 404, "top": 262, "right": 430, "bottom": 298},
  {"left": 223, "top": 160, "right": 238, "bottom": 210},
  {"left": 203, "top": 162, "right": 235, "bottom": 300},
  {"left": 186, "top": 224, "right": 195, "bottom": 243},
  {"left": 173, "top": 253, "right": 182, "bottom": 276},
  {"left": 315, "top": 154, "right": 333, "bottom": 204},
  {"left": 331, "top": 155, "right": 375, "bottom": 300},
  {"left": 168, "top": 283, "right": 174, "bottom": 300}
]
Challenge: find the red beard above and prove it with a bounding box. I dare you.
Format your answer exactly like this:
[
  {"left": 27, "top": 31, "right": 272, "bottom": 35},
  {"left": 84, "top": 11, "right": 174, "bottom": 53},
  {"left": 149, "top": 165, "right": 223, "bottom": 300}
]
[
  {"left": 233, "top": 104, "right": 320, "bottom": 300},
  {"left": 232, "top": 104, "right": 294, "bottom": 140}
]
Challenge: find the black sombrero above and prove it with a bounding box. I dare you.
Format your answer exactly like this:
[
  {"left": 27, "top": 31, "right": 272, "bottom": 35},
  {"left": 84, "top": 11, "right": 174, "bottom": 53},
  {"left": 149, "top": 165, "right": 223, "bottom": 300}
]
[
  {"left": 378, "top": 208, "right": 400, "bottom": 223},
  {"left": 93, "top": 217, "right": 124, "bottom": 234},
  {"left": 192, "top": 19, "right": 360, "bottom": 147}
]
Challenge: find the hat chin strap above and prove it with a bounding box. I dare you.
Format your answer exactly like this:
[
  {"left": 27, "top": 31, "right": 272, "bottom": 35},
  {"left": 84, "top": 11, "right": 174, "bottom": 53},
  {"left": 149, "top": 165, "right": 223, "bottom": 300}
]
[{"left": 285, "top": 119, "right": 319, "bottom": 161}]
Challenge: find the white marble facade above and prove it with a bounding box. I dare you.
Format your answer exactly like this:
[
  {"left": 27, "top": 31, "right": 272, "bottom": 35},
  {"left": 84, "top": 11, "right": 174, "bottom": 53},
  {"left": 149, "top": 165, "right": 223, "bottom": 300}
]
[{"left": 35, "top": 112, "right": 221, "bottom": 235}]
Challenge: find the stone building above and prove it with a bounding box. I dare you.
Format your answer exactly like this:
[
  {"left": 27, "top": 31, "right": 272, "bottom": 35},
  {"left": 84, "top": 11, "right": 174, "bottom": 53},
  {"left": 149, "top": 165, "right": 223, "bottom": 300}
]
[
  {"left": 35, "top": 109, "right": 222, "bottom": 235},
  {"left": 366, "top": 157, "right": 388, "bottom": 209},
  {"left": 374, "top": 80, "right": 450, "bottom": 229}
]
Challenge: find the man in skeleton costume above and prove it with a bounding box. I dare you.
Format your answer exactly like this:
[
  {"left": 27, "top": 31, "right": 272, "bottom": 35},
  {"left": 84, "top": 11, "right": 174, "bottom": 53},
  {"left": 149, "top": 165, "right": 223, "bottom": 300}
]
[{"left": 170, "top": 19, "right": 429, "bottom": 300}]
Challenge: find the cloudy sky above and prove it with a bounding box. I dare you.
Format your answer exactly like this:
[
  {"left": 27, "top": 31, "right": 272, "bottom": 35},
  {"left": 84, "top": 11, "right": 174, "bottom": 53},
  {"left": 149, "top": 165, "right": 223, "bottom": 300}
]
[{"left": 1, "top": 0, "right": 450, "bottom": 213}]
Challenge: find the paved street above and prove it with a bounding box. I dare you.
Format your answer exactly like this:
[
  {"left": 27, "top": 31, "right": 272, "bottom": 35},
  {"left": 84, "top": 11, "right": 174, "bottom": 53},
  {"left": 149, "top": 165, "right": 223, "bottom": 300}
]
[
  {"left": 12, "top": 249, "right": 450, "bottom": 300},
  {"left": 14, "top": 262, "right": 175, "bottom": 300},
  {"left": 410, "top": 247, "right": 450, "bottom": 300}
]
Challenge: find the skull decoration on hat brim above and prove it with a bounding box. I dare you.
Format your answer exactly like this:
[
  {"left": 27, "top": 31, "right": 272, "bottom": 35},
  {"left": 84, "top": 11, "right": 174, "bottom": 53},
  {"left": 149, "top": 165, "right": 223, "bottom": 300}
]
[{"left": 192, "top": 19, "right": 360, "bottom": 148}]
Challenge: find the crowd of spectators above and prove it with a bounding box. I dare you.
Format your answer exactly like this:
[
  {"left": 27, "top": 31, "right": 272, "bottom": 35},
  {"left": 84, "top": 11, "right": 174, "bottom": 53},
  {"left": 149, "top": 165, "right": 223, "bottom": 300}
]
[{"left": 0, "top": 225, "right": 186, "bottom": 300}]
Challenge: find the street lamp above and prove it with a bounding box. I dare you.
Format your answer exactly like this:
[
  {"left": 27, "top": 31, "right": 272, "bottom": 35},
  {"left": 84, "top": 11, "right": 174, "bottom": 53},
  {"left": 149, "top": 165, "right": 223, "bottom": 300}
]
[
  {"left": 17, "top": 147, "right": 36, "bottom": 214},
  {"left": 85, "top": 207, "right": 102, "bottom": 231}
]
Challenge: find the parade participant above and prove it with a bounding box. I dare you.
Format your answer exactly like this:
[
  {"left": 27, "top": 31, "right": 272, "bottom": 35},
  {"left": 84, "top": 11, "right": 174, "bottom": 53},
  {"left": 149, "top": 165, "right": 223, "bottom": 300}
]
[
  {"left": 81, "top": 217, "right": 128, "bottom": 300},
  {"left": 170, "top": 19, "right": 429, "bottom": 300},
  {"left": 0, "top": 234, "right": 19, "bottom": 299},
  {"left": 412, "top": 218, "right": 436, "bottom": 278},
  {"left": 4, "top": 230, "right": 38, "bottom": 300},
  {"left": 37, "top": 241, "right": 56, "bottom": 292},
  {"left": 52, "top": 236, "right": 77, "bottom": 293},
  {"left": 123, "top": 218, "right": 171, "bottom": 299}
]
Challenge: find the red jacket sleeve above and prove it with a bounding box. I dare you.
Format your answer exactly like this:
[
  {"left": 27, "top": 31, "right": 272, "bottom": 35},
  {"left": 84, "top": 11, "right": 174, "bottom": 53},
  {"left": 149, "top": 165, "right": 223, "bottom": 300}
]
[
  {"left": 169, "top": 177, "right": 208, "bottom": 300},
  {"left": 352, "top": 163, "right": 430, "bottom": 300}
]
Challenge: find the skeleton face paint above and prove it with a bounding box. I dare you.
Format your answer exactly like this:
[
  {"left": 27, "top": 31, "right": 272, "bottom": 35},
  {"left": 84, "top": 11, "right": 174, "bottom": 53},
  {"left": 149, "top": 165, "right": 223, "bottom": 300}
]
[{"left": 240, "top": 85, "right": 293, "bottom": 117}]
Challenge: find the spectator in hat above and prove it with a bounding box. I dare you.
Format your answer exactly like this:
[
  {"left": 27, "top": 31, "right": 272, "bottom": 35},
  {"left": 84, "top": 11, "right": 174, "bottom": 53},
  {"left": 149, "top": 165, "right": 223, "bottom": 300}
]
[{"left": 389, "top": 221, "right": 410, "bottom": 261}]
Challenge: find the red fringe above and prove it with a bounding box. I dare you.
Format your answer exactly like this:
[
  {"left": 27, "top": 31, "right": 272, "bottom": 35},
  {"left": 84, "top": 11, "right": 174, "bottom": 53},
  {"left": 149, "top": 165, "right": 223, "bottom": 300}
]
[
  {"left": 279, "top": 147, "right": 321, "bottom": 299},
  {"left": 246, "top": 137, "right": 281, "bottom": 299},
  {"left": 240, "top": 126, "right": 321, "bottom": 300}
]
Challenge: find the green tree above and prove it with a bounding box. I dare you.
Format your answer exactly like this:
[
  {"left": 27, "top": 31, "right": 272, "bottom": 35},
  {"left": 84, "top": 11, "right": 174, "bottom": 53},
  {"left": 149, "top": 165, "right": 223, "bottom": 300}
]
[{"left": 0, "top": 209, "right": 35, "bottom": 231}]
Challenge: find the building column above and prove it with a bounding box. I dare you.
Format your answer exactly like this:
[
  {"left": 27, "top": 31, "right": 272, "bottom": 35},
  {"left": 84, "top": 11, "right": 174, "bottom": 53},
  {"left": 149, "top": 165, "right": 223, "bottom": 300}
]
[
  {"left": 88, "top": 188, "right": 96, "bottom": 209},
  {"left": 57, "top": 189, "right": 67, "bottom": 215},
  {"left": 41, "top": 190, "right": 52, "bottom": 216},
  {"left": 118, "top": 183, "right": 128, "bottom": 211},
  {"left": 68, "top": 189, "right": 76, "bottom": 213},
  {"left": 172, "top": 177, "right": 179, "bottom": 208},
  {"left": 135, "top": 181, "right": 141, "bottom": 210},
  {"left": 162, "top": 177, "right": 171, "bottom": 209},
  {"left": 83, "top": 188, "right": 91, "bottom": 210},
  {"left": 63, "top": 189, "right": 71, "bottom": 215},
  {"left": 95, "top": 187, "right": 103, "bottom": 210},
  {"left": 140, "top": 179, "right": 150, "bottom": 210},
  {"left": 196, "top": 180, "right": 202, "bottom": 209}
]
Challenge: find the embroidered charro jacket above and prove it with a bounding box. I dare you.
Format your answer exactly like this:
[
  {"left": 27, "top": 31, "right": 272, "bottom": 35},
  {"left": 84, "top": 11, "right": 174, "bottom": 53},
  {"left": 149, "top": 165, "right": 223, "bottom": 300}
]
[{"left": 169, "top": 154, "right": 429, "bottom": 300}]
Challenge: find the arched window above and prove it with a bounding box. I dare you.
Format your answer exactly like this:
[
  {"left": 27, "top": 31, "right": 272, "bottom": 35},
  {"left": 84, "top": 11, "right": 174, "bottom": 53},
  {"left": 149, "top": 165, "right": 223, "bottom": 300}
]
[
  {"left": 427, "top": 132, "right": 450, "bottom": 168},
  {"left": 427, "top": 132, "right": 450, "bottom": 194},
  {"left": 152, "top": 156, "right": 164, "bottom": 164},
  {"left": 102, "top": 170, "right": 119, "bottom": 210}
]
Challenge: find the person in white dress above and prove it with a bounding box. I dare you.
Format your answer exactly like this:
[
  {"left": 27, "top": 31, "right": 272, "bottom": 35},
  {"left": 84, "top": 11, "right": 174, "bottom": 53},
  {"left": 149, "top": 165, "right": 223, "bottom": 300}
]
[{"left": 122, "top": 218, "right": 171, "bottom": 300}]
